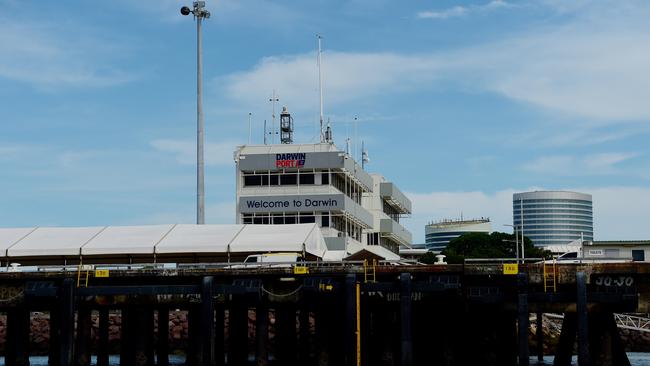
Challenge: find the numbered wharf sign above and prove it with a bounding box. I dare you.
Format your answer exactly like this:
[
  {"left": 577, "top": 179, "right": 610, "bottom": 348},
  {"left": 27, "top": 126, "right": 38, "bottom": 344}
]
[
  {"left": 95, "top": 269, "right": 110, "bottom": 278},
  {"left": 503, "top": 263, "right": 519, "bottom": 275}
]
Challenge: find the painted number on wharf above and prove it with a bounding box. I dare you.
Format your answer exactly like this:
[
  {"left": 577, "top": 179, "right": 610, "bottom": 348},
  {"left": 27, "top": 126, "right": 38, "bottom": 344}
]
[{"left": 503, "top": 264, "right": 519, "bottom": 275}]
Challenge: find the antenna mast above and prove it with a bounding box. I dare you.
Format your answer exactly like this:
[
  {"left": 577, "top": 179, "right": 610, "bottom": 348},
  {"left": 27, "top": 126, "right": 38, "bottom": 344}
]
[
  {"left": 362, "top": 141, "right": 369, "bottom": 169},
  {"left": 248, "top": 112, "right": 252, "bottom": 144},
  {"left": 317, "top": 34, "right": 324, "bottom": 143},
  {"left": 269, "top": 90, "right": 279, "bottom": 144}
]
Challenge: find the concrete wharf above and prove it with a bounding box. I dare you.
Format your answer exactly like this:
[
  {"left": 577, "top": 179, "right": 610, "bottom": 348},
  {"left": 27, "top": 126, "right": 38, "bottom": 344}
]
[{"left": 0, "top": 261, "right": 648, "bottom": 366}]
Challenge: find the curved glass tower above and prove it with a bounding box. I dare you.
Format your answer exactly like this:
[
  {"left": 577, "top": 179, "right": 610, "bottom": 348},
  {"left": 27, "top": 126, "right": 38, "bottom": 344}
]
[{"left": 513, "top": 191, "right": 593, "bottom": 247}]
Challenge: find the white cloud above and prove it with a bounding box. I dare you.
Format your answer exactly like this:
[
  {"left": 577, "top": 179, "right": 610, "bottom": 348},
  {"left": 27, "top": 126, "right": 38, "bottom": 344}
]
[
  {"left": 417, "top": 1, "right": 511, "bottom": 19},
  {"left": 150, "top": 139, "right": 238, "bottom": 166},
  {"left": 219, "top": 51, "right": 440, "bottom": 113},
  {"left": 0, "top": 19, "right": 133, "bottom": 90},
  {"left": 0, "top": 145, "right": 27, "bottom": 160},
  {"left": 405, "top": 186, "right": 650, "bottom": 243},
  {"left": 417, "top": 6, "right": 468, "bottom": 20},
  {"left": 220, "top": 1, "right": 650, "bottom": 123},
  {"left": 523, "top": 153, "right": 637, "bottom": 175}
]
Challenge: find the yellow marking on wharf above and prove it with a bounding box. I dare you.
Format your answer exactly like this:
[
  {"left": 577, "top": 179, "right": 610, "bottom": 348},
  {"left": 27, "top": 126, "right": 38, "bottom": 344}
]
[
  {"left": 503, "top": 263, "right": 519, "bottom": 275},
  {"left": 95, "top": 269, "right": 110, "bottom": 278}
]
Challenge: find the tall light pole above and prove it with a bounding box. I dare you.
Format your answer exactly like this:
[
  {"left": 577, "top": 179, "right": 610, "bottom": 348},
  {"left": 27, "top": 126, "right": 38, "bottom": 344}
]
[
  {"left": 504, "top": 224, "right": 519, "bottom": 263},
  {"left": 181, "top": 1, "right": 210, "bottom": 225}
]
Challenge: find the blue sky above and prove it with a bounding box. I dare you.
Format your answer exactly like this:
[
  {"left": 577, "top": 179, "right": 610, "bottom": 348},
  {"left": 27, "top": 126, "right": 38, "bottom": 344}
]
[{"left": 2, "top": 0, "right": 650, "bottom": 243}]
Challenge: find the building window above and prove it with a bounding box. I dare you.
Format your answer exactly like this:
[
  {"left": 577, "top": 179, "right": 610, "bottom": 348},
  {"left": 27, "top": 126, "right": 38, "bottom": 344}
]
[
  {"left": 273, "top": 214, "right": 284, "bottom": 224},
  {"left": 280, "top": 174, "right": 298, "bottom": 185},
  {"left": 321, "top": 215, "right": 330, "bottom": 227},
  {"left": 299, "top": 214, "right": 315, "bottom": 224},
  {"left": 244, "top": 175, "right": 262, "bottom": 186},
  {"left": 269, "top": 174, "right": 279, "bottom": 185},
  {"left": 322, "top": 172, "right": 330, "bottom": 185},
  {"left": 300, "top": 173, "right": 315, "bottom": 185},
  {"left": 632, "top": 250, "right": 645, "bottom": 262}
]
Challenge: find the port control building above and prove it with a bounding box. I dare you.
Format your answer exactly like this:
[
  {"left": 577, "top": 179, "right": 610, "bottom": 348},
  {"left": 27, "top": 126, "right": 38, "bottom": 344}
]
[{"left": 234, "top": 142, "right": 412, "bottom": 259}]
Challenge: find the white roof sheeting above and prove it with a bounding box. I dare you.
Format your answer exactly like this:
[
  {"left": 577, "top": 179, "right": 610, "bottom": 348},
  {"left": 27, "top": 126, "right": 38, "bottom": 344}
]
[
  {"left": 346, "top": 241, "right": 401, "bottom": 261},
  {"left": 8, "top": 226, "right": 105, "bottom": 257},
  {"left": 0, "top": 227, "right": 37, "bottom": 254},
  {"left": 81, "top": 224, "right": 176, "bottom": 256},
  {"left": 155, "top": 224, "right": 243, "bottom": 254},
  {"left": 229, "top": 224, "right": 327, "bottom": 257},
  {"left": 0, "top": 223, "right": 327, "bottom": 259}
]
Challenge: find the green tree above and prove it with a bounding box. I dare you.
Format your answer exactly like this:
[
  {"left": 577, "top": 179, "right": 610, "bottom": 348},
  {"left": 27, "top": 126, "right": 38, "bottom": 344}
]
[
  {"left": 441, "top": 232, "right": 550, "bottom": 264},
  {"left": 419, "top": 251, "right": 438, "bottom": 264}
]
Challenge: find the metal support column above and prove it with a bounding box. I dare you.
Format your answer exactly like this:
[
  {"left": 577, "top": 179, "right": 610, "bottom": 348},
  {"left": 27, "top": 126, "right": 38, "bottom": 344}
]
[
  {"left": 298, "top": 307, "right": 310, "bottom": 363},
  {"left": 345, "top": 274, "right": 356, "bottom": 366},
  {"left": 588, "top": 312, "right": 630, "bottom": 366},
  {"left": 74, "top": 306, "right": 93, "bottom": 366},
  {"left": 400, "top": 273, "right": 412, "bottom": 366},
  {"left": 536, "top": 310, "right": 544, "bottom": 362},
  {"left": 156, "top": 307, "right": 169, "bottom": 366},
  {"left": 59, "top": 278, "right": 75, "bottom": 366},
  {"left": 255, "top": 299, "right": 269, "bottom": 366},
  {"left": 518, "top": 273, "right": 529, "bottom": 366},
  {"left": 275, "top": 305, "right": 297, "bottom": 365},
  {"left": 215, "top": 304, "right": 225, "bottom": 366},
  {"left": 200, "top": 276, "right": 215, "bottom": 366},
  {"left": 6, "top": 308, "right": 30, "bottom": 366},
  {"left": 577, "top": 272, "right": 590, "bottom": 366},
  {"left": 554, "top": 313, "right": 577, "bottom": 366},
  {"left": 120, "top": 308, "right": 135, "bottom": 366},
  {"left": 97, "top": 309, "right": 110, "bottom": 366},
  {"left": 49, "top": 310, "right": 61, "bottom": 366},
  {"left": 228, "top": 300, "right": 249, "bottom": 366},
  {"left": 187, "top": 307, "right": 201, "bottom": 366}
]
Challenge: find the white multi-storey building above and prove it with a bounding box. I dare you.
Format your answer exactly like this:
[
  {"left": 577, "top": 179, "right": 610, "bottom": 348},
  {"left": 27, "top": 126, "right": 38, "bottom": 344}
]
[{"left": 234, "top": 143, "right": 411, "bottom": 258}]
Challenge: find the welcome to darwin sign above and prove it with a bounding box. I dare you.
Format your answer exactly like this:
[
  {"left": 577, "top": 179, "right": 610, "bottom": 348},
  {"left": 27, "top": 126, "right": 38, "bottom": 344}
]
[{"left": 239, "top": 194, "right": 345, "bottom": 213}]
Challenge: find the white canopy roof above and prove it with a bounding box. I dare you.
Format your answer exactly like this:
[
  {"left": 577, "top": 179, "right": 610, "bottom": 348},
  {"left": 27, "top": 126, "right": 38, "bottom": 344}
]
[
  {"left": 230, "top": 224, "right": 326, "bottom": 257},
  {"left": 8, "top": 226, "right": 104, "bottom": 257},
  {"left": 346, "top": 240, "right": 401, "bottom": 261},
  {"left": 155, "top": 224, "right": 243, "bottom": 254},
  {"left": 0, "top": 227, "right": 36, "bottom": 254},
  {"left": 0, "top": 223, "right": 327, "bottom": 259}
]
